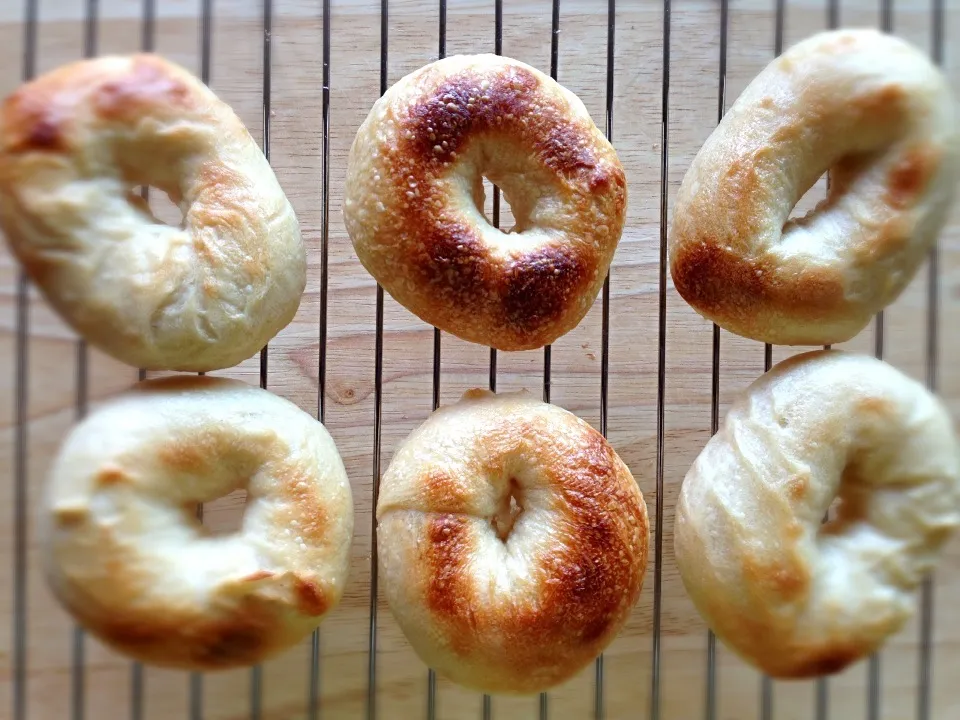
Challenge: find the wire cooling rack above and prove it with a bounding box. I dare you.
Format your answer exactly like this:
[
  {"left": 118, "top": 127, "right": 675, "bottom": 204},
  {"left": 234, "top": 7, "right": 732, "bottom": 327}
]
[{"left": 1, "top": 0, "right": 958, "bottom": 718}]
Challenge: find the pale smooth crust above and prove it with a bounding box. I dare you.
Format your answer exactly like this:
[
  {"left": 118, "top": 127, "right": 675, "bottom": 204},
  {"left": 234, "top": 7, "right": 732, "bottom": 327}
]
[
  {"left": 344, "top": 54, "right": 626, "bottom": 351},
  {"left": 0, "top": 54, "right": 306, "bottom": 371},
  {"left": 675, "top": 350, "right": 960, "bottom": 678},
  {"left": 43, "top": 377, "right": 353, "bottom": 670},
  {"left": 376, "top": 389, "right": 648, "bottom": 694},
  {"left": 669, "top": 29, "right": 960, "bottom": 345}
]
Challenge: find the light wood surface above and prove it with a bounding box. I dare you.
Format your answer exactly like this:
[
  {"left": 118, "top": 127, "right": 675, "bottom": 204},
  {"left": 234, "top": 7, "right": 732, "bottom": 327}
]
[{"left": 2, "top": 1, "right": 959, "bottom": 718}]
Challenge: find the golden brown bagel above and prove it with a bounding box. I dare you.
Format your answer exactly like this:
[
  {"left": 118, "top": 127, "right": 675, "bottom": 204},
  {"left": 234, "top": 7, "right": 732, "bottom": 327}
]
[
  {"left": 42, "top": 376, "right": 353, "bottom": 670},
  {"left": 344, "top": 54, "right": 626, "bottom": 351},
  {"left": 675, "top": 350, "right": 960, "bottom": 678},
  {"left": 376, "top": 389, "right": 648, "bottom": 694},
  {"left": 0, "top": 54, "right": 305, "bottom": 371},
  {"left": 669, "top": 29, "right": 959, "bottom": 345}
]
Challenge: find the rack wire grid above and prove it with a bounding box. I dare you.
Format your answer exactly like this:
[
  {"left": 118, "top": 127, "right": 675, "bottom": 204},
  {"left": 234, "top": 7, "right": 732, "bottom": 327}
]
[{"left": 1, "top": 0, "right": 958, "bottom": 718}]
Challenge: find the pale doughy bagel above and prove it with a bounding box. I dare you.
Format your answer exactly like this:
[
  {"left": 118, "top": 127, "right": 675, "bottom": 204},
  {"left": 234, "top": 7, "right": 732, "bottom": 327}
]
[
  {"left": 376, "top": 389, "right": 648, "bottom": 694},
  {"left": 0, "top": 54, "right": 305, "bottom": 371},
  {"left": 670, "top": 29, "right": 959, "bottom": 345},
  {"left": 675, "top": 350, "right": 960, "bottom": 678},
  {"left": 42, "top": 376, "right": 353, "bottom": 670},
  {"left": 344, "top": 54, "right": 626, "bottom": 351}
]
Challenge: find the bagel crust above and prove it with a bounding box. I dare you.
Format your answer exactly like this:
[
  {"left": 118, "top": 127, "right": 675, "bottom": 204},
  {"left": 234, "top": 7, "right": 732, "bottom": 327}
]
[
  {"left": 344, "top": 54, "right": 626, "bottom": 351},
  {"left": 669, "top": 29, "right": 959, "bottom": 345},
  {"left": 0, "top": 54, "right": 305, "bottom": 371},
  {"left": 675, "top": 351, "right": 960, "bottom": 678},
  {"left": 42, "top": 377, "right": 353, "bottom": 670},
  {"left": 376, "top": 389, "right": 648, "bottom": 694}
]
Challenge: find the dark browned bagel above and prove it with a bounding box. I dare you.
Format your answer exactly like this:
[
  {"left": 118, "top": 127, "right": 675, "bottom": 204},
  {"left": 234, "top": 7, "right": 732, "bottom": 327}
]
[
  {"left": 344, "top": 54, "right": 626, "bottom": 351},
  {"left": 376, "top": 389, "right": 648, "bottom": 694}
]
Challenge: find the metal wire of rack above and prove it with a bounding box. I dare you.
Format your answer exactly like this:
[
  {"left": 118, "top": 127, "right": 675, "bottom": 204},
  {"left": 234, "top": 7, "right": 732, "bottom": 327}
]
[{"left": 2, "top": 0, "right": 956, "bottom": 718}]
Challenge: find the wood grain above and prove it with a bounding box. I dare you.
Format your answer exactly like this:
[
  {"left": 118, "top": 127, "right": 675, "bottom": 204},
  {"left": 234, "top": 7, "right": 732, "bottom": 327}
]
[{"left": 1, "top": 1, "right": 959, "bottom": 718}]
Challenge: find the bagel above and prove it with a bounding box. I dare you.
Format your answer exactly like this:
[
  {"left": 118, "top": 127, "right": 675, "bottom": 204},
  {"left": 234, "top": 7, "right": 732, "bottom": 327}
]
[
  {"left": 675, "top": 350, "right": 960, "bottom": 678},
  {"left": 0, "top": 54, "right": 305, "bottom": 371},
  {"left": 344, "top": 54, "right": 626, "bottom": 351},
  {"left": 669, "top": 29, "right": 959, "bottom": 345},
  {"left": 42, "top": 376, "right": 353, "bottom": 670},
  {"left": 376, "top": 389, "right": 648, "bottom": 694}
]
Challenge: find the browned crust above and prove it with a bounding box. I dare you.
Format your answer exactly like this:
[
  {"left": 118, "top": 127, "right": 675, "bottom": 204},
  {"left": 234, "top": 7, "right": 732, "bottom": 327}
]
[
  {"left": 1, "top": 85, "right": 69, "bottom": 154},
  {"left": 93, "top": 56, "right": 195, "bottom": 122},
  {"left": 670, "top": 229, "right": 848, "bottom": 340},
  {"left": 406, "top": 219, "right": 599, "bottom": 346},
  {"left": 293, "top": 576, "right": 329, "bottom": 616},
  {"left": 425, "top": 514, "right": 476, "bottom": 658},
  {"left": 54, "top": 496, "right": 333, "bottom": 670},
  {"left": 348, "top": 56, "right": 626, "bottom": 351},
  {"left": 95, "top": 464, "right": 131, "bottom": 488},
  {"left": 0, "top": 54, "right": 198, "bottom": 158},
  {"left": 501, "top": 244, "right": 591, "bottom": 335},
  {"left": 189, "top": 161, "right": 268, "bottom": 278},
  {"left": 403, "top": 68, "right": 608, "bottom": 180},
  {"left": 100, "top": 616, "right": 268, "bottom": 669},
  {"left": 271, "top": 457, "right": 331, "bottom": 548},
  {"left": 242, "top": 570, "right": 275, "bottom": 583},
  {"left": 739, "top": 551, "right": 810, "bottom": 605},
  {"left": 777, "top": 644, "right": 871, "bottom": 678},
  {"left": 418, "top": 415, "right": 648, "bottom": 690},
  {"left": 885, "top": 143, "right": 940, "bottom": 209},
  {"left": 47, "top": 521, "right": 309, "bottom": 671},
  {"left": 422, "top": 469, "right": 475, "bottom": 515},
  {"left": 786, "top": 473, "right": 810, "bottom": 502},
  {"left": 700, "top": 589, "right": 877, "bottom": 679},
  {"left": 81, "top": 594, "right": 286, "bottom": 671},
  {"left": 714, "top": 599, "right": 882, "bottom": 680},
  {"left": 154, "top": 426, "right": 276, "bottom": 482}
]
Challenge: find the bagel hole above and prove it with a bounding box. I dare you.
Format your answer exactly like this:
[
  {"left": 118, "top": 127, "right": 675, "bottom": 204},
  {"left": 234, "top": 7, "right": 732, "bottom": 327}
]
[
  {"left": 192, "top": 489, "right": 248, "bottom": 537},
  {"left": 131, "top": 185, "right": 186, "bottom": 228},
  {"left": 819, "top": 468, "right": 870, "bottom": 537},
  {"left": 479, "top": 177, "right": 519, "bottom": 233},
  {"left": 492, "top": 478, "right": 524, "bottom": 542},
  {"left": 785, "top": 172, "right": 831, "bottom": 227}
]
